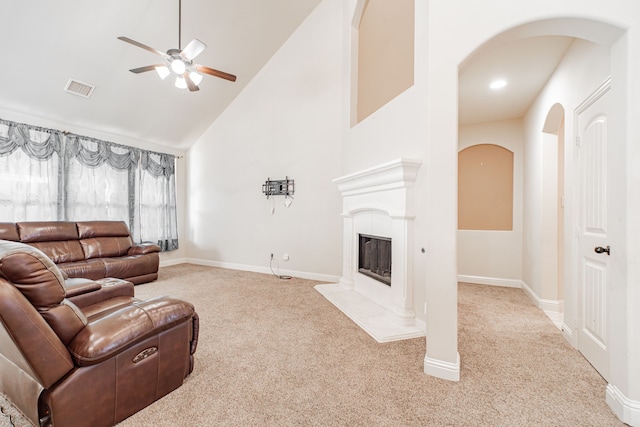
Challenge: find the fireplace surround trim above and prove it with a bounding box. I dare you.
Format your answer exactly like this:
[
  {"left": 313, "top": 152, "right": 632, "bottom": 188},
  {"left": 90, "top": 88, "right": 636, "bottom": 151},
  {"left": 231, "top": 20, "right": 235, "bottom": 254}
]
[{"left": 321, "top": 158, "right": 424, "bottom": 341}]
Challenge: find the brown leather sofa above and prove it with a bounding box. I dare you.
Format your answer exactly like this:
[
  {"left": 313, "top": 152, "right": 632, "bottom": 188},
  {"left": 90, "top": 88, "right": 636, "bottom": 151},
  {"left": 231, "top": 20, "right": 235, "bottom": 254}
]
[
  {"left": 0, "top": 240, "right": 199, "bottom": 427},
  {"left": 0, "top": 221, "right": 160, "bottom": 284}
]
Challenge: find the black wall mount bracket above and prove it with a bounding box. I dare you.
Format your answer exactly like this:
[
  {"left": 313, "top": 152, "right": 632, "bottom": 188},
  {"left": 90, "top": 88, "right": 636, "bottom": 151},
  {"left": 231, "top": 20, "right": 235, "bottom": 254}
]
[{"left": 262, "top": 176, "right": 294, "bottom": 199}]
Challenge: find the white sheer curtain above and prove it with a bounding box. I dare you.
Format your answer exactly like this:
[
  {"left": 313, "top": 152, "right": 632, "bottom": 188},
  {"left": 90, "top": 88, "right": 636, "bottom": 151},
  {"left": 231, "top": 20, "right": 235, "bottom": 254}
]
[
  {"left": 138, "top": 152, "right": 178, "bottom": 250},
  {"left": 0, "top": 118, "right": 178, "bottom": 250},
  {"left": 64, "top": 137, "right": 137, "bottom": 225},
  {"left": 0, "top": 122, "right": 62, "bottom": 221}
]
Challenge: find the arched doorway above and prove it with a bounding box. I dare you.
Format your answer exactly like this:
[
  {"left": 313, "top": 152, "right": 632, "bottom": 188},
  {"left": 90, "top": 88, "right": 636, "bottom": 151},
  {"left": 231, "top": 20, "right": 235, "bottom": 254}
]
[
  {"left": 456, "top": 18, "right": 624, "bottom": 383},
  {"left": 541, "top": 103, "right": 565, "bottom": 326}
]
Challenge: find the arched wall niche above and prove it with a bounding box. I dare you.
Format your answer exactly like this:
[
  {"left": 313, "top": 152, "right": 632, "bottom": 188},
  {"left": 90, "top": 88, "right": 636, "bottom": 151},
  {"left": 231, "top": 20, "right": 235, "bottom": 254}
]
[
  {"left": 351, "top": 0, "right": 415, "bottom": 125},
  {"left": 458, "top": 144, "right": 514, "bottom": 231}
]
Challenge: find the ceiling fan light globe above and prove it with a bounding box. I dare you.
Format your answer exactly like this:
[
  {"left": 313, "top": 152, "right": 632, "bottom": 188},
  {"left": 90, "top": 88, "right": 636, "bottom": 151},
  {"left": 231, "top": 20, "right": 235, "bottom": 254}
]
[
  {"left": 171, "top": 59, "right": 186, "bottom": 75},
  {"left": 190, "top": 71, "right": 203, "bottom": 86},
  {"left": 155, "top": 65, "right": 170, "bottom": 80},
  {"left": 175, "top": 76, "right": 187, "bottom": 89}
]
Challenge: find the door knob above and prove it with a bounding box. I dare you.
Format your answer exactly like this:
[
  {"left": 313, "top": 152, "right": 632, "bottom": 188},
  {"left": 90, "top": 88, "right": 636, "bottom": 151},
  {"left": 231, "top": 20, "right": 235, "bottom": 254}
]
[{"left": 594, "top": 245, "right": 610, "bottom": 255}]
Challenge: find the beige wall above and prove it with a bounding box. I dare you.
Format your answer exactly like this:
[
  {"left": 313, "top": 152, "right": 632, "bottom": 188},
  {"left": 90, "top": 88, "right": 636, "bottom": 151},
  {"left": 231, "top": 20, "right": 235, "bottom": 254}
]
[
  {"left": 458, "top": 144, "right": 514, "bottom": 231},
  {"left": 356, "top": 0, "right": 414, "bottom": 123},
  {"left": 457, "top": 120, "right": 523, "bottom": 286}
]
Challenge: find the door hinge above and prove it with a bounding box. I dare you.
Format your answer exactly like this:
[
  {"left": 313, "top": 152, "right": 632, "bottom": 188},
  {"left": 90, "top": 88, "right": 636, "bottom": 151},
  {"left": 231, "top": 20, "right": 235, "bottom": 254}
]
[{"left": 575, "top": 135, "right": 581, "bottom": 147}]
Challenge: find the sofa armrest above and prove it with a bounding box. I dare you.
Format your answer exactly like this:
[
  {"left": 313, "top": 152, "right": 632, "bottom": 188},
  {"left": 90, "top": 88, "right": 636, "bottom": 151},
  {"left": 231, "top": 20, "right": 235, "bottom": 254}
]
[
  {"left": 67, "top": 278, "right": 135, "bottom": 309},
  {"left": 65, "top": 278, "right": 102, "bottom": 298},
  {"left": 128, "top": 243, "right": 161, "bottom": 255},
  {"left": 67, "top": 297, "right": 195, "bottom": 366}
]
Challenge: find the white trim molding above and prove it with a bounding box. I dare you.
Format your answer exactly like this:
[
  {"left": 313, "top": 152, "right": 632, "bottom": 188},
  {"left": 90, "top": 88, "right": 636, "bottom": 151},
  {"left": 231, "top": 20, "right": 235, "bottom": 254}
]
[
  {"left": 159, "top": 257, "right": 189, "bottom": 268},
  {"left": 521, "top": 281, "right": 564, "bottom": 328},
  {"left": 457, "top": 274, "right": 522, "bottom": 288},
  {"left": 424, "top": 353, "right": 460, "bottom": 382},
  {"left": 606, "top": 384, "right": 640, "bottom": 426},
  {"left": 185, "top": 258, "right": 340, "bottom": 283}
]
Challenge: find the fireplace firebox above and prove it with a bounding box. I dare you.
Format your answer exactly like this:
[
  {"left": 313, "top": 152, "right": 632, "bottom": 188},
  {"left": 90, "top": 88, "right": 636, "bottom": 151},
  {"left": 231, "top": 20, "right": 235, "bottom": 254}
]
[{"left": 358, "top": 234, "right": 392, "bottom": 286}]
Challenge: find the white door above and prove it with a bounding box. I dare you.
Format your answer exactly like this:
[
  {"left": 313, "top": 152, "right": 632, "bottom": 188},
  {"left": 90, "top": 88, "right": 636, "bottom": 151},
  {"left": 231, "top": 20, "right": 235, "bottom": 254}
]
[{"left": 575, "top": 81, "right": 615, "bottom": 382}]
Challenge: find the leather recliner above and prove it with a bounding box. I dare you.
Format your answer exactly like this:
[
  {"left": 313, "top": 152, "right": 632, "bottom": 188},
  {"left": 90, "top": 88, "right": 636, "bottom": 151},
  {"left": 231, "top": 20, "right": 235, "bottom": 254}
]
[{"left": 0, "top": 240, "right": 199, "bottom": 427}]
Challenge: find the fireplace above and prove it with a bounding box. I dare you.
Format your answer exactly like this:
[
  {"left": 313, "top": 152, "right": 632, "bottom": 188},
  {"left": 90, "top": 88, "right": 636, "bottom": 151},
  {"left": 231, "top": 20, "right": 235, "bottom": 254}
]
[
  {"left": 315, "top": 158, "right": 424, "bottom": 342},
  {"left": 358, "top": 234, "right": 391, "bottom": 286}
]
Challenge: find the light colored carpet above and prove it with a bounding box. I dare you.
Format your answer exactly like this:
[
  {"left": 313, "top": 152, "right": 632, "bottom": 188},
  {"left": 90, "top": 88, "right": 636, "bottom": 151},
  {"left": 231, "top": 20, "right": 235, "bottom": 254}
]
[{"left": 0, "top": 264, "right": 622, "bottom": 426}]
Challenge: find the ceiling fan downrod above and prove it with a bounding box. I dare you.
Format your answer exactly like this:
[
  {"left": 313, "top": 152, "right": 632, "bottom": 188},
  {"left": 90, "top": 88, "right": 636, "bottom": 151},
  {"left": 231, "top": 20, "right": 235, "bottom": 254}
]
[{"left": 178, "top": 0, "right": 182, "bottom": 50}]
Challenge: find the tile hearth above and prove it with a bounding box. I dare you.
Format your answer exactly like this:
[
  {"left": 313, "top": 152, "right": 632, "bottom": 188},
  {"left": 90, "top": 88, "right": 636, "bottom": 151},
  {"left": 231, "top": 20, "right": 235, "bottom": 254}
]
[{"left": 315, "top": 283, "right": 424, "bottom": 342}]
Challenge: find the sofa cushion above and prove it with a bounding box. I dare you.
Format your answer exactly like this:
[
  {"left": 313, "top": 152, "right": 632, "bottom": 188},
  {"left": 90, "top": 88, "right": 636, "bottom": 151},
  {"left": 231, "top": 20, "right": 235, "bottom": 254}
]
[
  {"left": 58, "top": 259, "right": 106, "bottom": 281},
  {"left": 76, "top": 221, "right": 130, "bottom": 239},
  {"left": 0, "top": 241, "right": 87, "bottom": 345},
  {"left": 81, "top": 236, "right": 134, "bottom": 259},
  {"left": 0, "top": 223, "right": 19, "bottom": 241},
  {"left": 67, "top": 297, "right": 195, "bottom": 366},
  {"left": 0, "top": 279, "right": 74, "bottom": 388},
  {"left": 17, "top": 221, "right": 79, "bottom": 243},
  {"left": 0, "top": 240, "right": 66, "bottom": 308},
  {"left": 28, "top": 240, "right": 86, "bottom": 263},
  {"left": 103, "top": 253, "right": 159, "bottom": 279}
]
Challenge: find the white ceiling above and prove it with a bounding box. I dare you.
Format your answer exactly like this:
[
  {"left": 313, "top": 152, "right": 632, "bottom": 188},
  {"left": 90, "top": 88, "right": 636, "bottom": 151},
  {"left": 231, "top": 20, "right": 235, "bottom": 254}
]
[
  {"left": 0, "top": 2, "right": 574, "bottom": 150},
  {"left": 0, "top": 0, "right": 322, "bottom": 150},
  {"left": 459, "top": 35, "right": 575, "bottom": 126}
]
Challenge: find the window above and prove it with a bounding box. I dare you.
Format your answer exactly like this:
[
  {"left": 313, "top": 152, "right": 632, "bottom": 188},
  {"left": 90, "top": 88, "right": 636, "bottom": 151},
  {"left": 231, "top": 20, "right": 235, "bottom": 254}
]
[{"left": 0, "top": 119, "right": 178, "bottom": 250}]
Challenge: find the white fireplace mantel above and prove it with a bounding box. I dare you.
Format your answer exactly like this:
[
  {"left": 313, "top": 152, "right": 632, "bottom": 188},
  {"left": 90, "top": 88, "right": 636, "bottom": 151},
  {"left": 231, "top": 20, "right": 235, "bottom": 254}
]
[
  {"left": 315, "top": 158, "right": 425, "bottom": 342},
  {"left": 333, "top": 158, "right": 421, "bottom": 196}
]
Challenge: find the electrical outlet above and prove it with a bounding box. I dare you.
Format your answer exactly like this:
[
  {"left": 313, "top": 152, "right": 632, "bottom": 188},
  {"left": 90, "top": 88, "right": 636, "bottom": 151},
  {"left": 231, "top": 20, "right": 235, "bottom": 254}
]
[{"left": 282, "top": 253, "right": 289, "bottom": 261}]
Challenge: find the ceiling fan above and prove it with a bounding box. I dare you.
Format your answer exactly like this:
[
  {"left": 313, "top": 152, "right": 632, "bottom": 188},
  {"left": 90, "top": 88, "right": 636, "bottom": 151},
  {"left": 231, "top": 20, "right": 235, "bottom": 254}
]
[{"left": 118, "top": 0, "right": 236, "bottom": 92}]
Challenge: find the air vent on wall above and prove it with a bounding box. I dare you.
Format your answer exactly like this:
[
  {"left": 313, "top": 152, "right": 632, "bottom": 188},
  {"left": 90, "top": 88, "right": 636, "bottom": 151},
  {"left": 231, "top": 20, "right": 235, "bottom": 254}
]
[{"left": 64, "top": 79, "right": 95, "bottom": 98}]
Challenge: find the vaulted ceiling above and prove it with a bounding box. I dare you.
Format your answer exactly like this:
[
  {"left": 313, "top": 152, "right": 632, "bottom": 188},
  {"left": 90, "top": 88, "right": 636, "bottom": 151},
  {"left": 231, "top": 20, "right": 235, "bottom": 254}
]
[
  {"left": 0, "top": 0, "right": 322, "bottom": 150},
  {"left": 0, "top": 1, "right": 574, "bottom": 151}
]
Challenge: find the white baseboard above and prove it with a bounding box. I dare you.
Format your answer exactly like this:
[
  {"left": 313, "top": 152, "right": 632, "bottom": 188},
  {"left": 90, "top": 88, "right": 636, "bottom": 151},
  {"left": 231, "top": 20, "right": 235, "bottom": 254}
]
[
  {"left": 457, "top": 274, "right": 522, "bottom": 288},
  {"left": 159, "top": 257, "right": 189, "bottom": 267},
  {"left": 184, "top": 258, "right": 340, "bottom": 283},
  {"left": 424, "top": 353, "right": 460, "bottom": 382},
  {"left": 521, "top": 281, "right": 563, "bottom": 312},
  {"left": 606, "top": 384, "right": 640, "bottom": 426},
  {"left": 520, "top": 281, "right": 564, "bottom": 328}
]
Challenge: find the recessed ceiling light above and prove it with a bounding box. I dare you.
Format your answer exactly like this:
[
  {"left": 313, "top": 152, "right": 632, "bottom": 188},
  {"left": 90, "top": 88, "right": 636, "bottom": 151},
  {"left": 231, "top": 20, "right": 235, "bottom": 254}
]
[{"left": 490, "top": 79, "right": 508, "bottom": 90}]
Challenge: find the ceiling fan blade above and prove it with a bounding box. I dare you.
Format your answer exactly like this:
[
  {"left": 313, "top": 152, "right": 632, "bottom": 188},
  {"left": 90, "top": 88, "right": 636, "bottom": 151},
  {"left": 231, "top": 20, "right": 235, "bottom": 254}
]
[
  {"left": 129, "top": 64, "right": 165, "bottom": 74},
  {"left": 194, "top": 65, "right": 237, "bottom": 82},
  {"left": 183, "top": 73, "right": 200, "bottom": 92},
  {"left": 118, "top": 36, "right": 169, "bottom": 59},
  {"left": 181, "top": 39, "right": 207, "bottom": 60}
]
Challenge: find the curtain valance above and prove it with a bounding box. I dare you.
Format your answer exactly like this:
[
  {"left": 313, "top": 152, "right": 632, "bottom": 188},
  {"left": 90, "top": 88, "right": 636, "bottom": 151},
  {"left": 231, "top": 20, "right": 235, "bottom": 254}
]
[
  {"left": 0, "top": 121, "right": 62, "bottom": 159},
  {"left": 66, "top": 135, "right": 140, "bottom": 170}
]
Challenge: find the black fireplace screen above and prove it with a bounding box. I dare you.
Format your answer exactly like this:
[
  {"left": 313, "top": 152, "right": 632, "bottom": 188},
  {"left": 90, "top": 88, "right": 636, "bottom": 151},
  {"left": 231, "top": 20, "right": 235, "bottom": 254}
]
[{"left": 358, "top": 234, "right": 391, "bottom": 286}]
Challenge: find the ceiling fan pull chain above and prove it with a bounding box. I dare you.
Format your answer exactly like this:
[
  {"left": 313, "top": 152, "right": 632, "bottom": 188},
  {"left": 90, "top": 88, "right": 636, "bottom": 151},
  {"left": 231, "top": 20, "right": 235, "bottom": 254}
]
[{"left": 178, "top": 0, "right": 182, "bottom": 50}]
